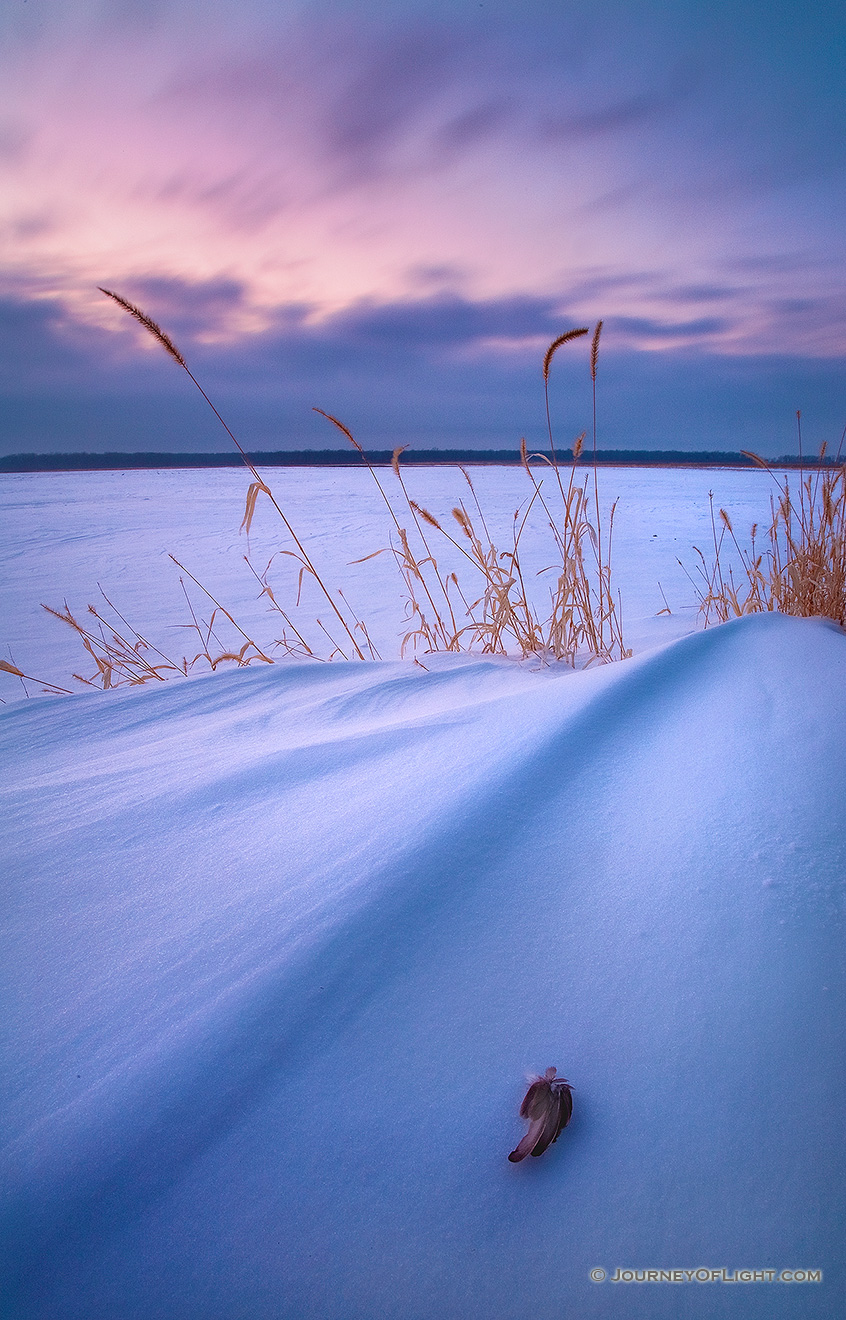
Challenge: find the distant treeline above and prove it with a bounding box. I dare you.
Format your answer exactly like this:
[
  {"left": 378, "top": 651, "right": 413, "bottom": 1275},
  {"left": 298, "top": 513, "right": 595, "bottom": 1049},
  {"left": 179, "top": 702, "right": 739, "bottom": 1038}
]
[{"left": 0, "top": 449, "right": 840, "bottom": 473}]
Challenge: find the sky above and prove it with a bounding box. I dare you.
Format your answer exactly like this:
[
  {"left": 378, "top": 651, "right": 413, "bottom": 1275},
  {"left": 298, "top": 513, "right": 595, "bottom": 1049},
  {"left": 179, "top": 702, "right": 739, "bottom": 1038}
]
[{"left": 0, "top": 0, "right": 844, "bottom": 455}]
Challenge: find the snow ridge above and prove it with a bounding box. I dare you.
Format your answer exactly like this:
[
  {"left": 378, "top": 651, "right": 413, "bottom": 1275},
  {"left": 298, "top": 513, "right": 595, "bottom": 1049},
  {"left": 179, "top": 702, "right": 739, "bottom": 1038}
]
[{"left": 2, "top": 614, "right": 844, "bottom": 1318}]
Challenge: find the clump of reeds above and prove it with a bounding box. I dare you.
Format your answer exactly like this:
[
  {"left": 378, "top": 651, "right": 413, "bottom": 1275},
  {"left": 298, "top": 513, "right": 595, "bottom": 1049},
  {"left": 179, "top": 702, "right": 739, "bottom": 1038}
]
[
  {"left": 683, "top": 416, "right": 846, "bottom": 628},
  {"left": 310, "top": 322, "right": 628, "bottom": 664},
  {"left": 5, "top": 292, "right": 628, "bottom": 696},
  {"left": 33, "top": 575, "right": 275, "bottom": 692}
]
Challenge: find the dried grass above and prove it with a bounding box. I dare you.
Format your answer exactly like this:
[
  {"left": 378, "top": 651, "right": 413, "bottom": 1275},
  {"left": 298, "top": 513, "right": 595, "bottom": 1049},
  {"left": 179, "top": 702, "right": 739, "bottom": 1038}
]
[
  {"left": 41, "top": 596, "right": 184, "bottom": 689},
  {"left": 6, "top": 296, "right": 629, "bottom": 695},
  {"left": 683, "top": 420, "right": 846, "bottom": 628},
  {"left": 305, "top": 321, "right": 629, "bottom": 665}
]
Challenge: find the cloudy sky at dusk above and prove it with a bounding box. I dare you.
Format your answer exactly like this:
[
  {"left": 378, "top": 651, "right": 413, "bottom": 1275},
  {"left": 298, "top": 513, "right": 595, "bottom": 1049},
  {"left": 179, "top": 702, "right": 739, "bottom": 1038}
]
[{"left": 1, "top": 0, "right": 844, "bottom": 455}]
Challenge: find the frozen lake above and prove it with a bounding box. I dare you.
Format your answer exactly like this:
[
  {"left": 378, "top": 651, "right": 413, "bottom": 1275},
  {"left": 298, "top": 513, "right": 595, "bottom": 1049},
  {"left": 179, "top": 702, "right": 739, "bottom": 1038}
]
[{"left": 0, "top": 463, "right": 792, "bottom": 694}]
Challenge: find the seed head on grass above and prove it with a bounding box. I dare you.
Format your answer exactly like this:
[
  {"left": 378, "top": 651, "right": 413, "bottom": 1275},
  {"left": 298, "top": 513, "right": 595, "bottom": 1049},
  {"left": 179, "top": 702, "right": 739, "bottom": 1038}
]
[
  {"left": 740, "top": 450, "right": 769, "bottom": 470},
  {"left": 312, "top": 407, "right": 362, "bottom": 453},
  {"left": 410, "top": 501, "right": 443, "bottom": 532},
  {"left": 452, "top": 507, "right": 473, "bottom": 539},
  {"left": 542, "top": 327, "right": 589, "bottom": 383},
  {"left": 590, "top": 320, "right": 603, "bottom": 382},
  {"left": 99, "top": 288, "right": 186, "bottom": 366}
]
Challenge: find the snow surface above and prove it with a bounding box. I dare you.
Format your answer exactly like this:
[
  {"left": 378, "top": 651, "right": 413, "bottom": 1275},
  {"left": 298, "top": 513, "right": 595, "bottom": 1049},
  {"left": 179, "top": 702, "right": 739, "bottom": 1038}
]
[{"left": 2, "top": 469, "right": 845, "bottom": 1319}]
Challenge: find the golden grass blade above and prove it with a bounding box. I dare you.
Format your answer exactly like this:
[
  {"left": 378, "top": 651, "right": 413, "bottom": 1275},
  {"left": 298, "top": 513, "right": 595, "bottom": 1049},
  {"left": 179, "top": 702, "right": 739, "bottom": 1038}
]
[
  {"left": 169, "top": 556, "right": 274, "bottom": 662},
  {"left": 206, "top": 647, "right": 253, "bottom": 666},
  {"left": 348, "top": 548, "right": 389, "bottom": 564},
  {"left": 242, "top": 556, "right": 318, "bottom": 658},
  {"left": 241, "top": 480, "right": 271, "bottom": 535},
  {"left": 96, "top": 586, "right": 181, "bottom": 672}
]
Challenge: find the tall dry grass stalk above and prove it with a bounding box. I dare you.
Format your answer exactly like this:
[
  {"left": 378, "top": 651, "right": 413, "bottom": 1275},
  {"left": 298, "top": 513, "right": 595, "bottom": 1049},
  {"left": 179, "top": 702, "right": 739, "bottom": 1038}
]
[
  {"left": 684, "top": 422, "right": 846, "bottom": 627},
  {"left": 99, "top": 288, "right": 369, "bottom": 662}
]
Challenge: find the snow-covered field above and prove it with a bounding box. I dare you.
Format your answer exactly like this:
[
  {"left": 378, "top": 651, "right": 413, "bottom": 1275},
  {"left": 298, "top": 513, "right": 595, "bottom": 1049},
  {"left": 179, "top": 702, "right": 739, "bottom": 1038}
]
[
  {"left": 0, "top": 464, "right": 794, "bottom": 683},
  {"left": 2, "top": 467, "right": 844, "bottom": 1319}
]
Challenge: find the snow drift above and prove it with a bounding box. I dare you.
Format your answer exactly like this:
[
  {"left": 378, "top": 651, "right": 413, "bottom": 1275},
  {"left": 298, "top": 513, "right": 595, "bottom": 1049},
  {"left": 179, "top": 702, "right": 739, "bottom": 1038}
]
[{"left": 2, "top": 612, "right": 844, "bottom": 1319}]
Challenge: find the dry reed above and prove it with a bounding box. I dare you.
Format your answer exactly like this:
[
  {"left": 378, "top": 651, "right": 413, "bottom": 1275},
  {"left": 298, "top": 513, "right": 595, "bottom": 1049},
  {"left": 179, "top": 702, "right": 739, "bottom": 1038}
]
[{"left": 683, "top": 419, "right": 846, "bottom": 627}]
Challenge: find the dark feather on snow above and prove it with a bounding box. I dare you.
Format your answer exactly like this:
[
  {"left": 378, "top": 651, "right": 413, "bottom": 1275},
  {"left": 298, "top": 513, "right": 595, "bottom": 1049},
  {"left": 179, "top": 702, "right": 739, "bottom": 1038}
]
[{"left": 508, "top": 1067, "right": 573, "bottom": 1162}]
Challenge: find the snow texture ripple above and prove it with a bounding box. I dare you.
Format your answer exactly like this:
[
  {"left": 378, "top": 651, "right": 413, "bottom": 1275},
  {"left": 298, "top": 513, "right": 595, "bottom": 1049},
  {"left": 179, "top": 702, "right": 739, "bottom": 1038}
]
[{"left": 1, "top": 612, "right": 844, "bottom": 1318}]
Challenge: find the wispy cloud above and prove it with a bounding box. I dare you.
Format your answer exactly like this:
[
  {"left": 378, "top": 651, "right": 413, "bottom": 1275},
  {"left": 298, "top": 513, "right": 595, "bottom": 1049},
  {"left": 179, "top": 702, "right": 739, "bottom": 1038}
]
[
  {"left": 2, "top": 278, "right": 844, "bottom": 456},
  {"left": 539, "top": 78, "right": 695, "bottom": 147},
  {"left": 320, "top": 24, "right": 464, "bottom": 174},
  {"left": 0, "top": 0, "right": 843, "bottom": 451}
]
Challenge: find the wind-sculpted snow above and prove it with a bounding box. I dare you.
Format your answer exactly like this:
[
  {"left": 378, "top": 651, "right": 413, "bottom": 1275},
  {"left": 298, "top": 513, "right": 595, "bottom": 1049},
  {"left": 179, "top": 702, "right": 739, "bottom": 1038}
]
[{"left": 2, "top": 614, "right": 844, "bottom": 1319}]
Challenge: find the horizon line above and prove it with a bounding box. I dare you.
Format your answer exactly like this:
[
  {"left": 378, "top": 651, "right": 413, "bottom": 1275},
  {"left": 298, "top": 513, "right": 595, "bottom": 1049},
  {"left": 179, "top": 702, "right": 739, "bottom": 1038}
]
[{"left": 1, "top": 448, "right": 840, "bottom": 473}]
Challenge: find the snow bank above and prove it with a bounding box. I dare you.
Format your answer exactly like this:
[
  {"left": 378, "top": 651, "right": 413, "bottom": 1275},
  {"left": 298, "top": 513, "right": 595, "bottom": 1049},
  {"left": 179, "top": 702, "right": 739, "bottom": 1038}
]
[{"left": 2, "top": 613, "right": 844, "bottom": 1318}]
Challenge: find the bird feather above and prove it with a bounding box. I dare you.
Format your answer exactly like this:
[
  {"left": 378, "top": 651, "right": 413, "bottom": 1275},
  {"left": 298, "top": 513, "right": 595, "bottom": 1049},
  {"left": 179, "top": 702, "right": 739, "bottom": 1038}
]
[{"left": 508, "top": 1068, "right": 573, "bottom": 1163}]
